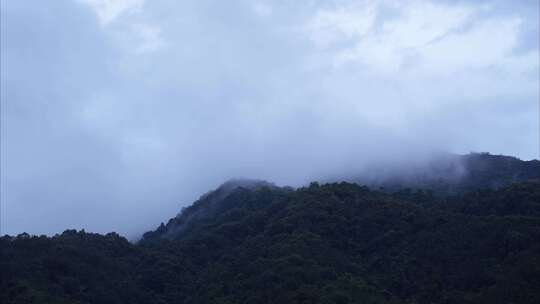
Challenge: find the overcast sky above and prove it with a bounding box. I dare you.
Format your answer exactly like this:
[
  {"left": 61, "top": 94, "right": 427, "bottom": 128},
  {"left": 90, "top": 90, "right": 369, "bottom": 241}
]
[{"left": 1, "top": 0, "right": 538, "bottom": 237}]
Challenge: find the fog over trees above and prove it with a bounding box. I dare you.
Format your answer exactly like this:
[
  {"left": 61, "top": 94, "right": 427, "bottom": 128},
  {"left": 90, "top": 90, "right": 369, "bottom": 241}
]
[
  {"left": 1, "top": 1, "right": 540, "bottom": 303},
  {"left": 1, "top": 0, "right": 538, "bottom": 237}
]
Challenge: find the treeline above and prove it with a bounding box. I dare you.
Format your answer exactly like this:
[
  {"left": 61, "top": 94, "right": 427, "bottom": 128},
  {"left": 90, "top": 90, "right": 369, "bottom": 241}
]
[{"left": 2, "top": 180, "right": 539, "bottom": 304}]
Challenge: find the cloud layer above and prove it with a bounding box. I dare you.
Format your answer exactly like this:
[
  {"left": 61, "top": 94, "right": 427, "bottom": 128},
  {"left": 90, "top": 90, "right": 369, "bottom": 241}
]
[{"left": 1, "top": 0, "right": 538, "bottom": 237}]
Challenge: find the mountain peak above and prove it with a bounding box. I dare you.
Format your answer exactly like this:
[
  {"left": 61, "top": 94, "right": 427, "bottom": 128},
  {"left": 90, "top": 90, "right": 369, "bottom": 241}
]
[
  {"left": 218, "top": 178, "right": 276, "bottom": 191},
  {"left": 142, "top": 178, "right": 279, "bottom": 242}
]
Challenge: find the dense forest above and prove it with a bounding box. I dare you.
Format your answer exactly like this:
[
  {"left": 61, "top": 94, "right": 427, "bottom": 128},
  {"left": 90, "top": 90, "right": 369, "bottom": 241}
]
[{"left": 1, "top": 153, "right": 540, "bottom": 303}]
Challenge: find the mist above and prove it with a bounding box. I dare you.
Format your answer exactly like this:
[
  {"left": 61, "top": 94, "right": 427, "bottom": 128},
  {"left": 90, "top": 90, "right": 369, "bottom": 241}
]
[{"left": 1, "top": 0, "right": 538, "bottom": 238}]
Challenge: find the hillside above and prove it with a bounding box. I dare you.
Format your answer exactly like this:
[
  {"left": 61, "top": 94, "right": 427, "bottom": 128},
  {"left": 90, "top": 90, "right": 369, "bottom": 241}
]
[
  {"left": 141, "top": 179, "right": 281, "bottom": 241},
  {"left": 2, "top": 171, "right": 540, "bottom": 303},
  {"left": 335, "top": 152, "right": 540, "bottom": 195}
]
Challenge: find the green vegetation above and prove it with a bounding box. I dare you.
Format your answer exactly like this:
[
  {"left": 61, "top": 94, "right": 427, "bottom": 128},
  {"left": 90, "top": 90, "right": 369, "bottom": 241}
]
[
  {"left": 348, "top": 153, "right": 540, "bottom": 195},
  {"left": 2, "top": 177, "right": 540, "bottom": 303}
]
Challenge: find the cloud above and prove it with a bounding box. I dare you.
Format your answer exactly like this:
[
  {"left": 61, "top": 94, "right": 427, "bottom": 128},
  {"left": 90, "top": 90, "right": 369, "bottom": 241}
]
[
  {"left": 1, "top": 0, "right": 538, "bottom": 237},
  {"left": 251, "top": 1, "right": 273, "bottom": 17},
  {"left": 306, "top": 1, "right": 378, "bottom": 49},
  {"left": 131, "top": 23, "right": 165, "bottom": 53},
  {"left": 79, "top": 0, "right": 165, "bottom": 54},
  {"left": 301, "top": 0, "right": 537, "bottom": 127},
  {"left": 305, "top": 0, "right": 536, "bottom": 76},
  {"left": 78, "top": 0, "right": 144, "bottom": 26}
]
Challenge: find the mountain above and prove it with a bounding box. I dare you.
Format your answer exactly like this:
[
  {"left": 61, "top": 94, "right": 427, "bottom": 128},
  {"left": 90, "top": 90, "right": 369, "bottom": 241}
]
[
  {"left": 1, "top": 153, "right": 540, "bottom": 304},
  {"left": 141, "top": 179, "right": 282, "bottom": 241},
  {"left": 334, "top": 152, "right": 540, "bottom": 195}
]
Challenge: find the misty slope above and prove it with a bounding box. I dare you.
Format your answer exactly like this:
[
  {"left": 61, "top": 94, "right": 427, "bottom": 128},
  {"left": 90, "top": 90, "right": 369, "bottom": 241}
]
[
  {"left": 3, "top": 177, "right": 540, "bottom": 303},
  {"left": 142, "top": 179, "right": 282, "bottom": 241},
  {"left": 340, "top": 152, "right": 540, "bottom": 195},
  {"left": 145, "top": 153, "right": 540, "bottom": 242}
]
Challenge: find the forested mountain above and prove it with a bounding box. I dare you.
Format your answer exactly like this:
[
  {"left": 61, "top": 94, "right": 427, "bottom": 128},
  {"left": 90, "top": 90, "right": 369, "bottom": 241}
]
[
  {"left": 141, "top": 179, "right": 281, "bottom": 241},
  {"left": 144, "top": 153, "right": 540, "bottom": 242},
  {"left": 1, "top": 154, "right": 540, "bottom": 304},
  {"left": 339, "top": 153, "right": 540, "bottom": 195}
]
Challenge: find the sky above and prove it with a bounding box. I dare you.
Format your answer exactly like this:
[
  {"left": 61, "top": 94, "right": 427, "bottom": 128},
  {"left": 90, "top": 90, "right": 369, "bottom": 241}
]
[{"left": 1, "top": 0, "right": 538, "bottom": 237}]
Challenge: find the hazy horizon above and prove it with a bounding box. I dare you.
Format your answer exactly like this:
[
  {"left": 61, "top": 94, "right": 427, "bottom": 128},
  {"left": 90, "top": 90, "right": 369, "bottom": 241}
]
[{"left": 1, "top": 0, "right": 539, "bottom": 238}]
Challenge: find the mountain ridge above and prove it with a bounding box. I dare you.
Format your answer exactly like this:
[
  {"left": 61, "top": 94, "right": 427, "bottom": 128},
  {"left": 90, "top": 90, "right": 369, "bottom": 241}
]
[
  {"left": 333, "top": 152, "right": 540, "bottom": 195},
  {"left": 143, "top": 152, "right": 540, "bottom": 242},
  {"left": 2, "top": 152, "right": 540, "bottom": 304}
]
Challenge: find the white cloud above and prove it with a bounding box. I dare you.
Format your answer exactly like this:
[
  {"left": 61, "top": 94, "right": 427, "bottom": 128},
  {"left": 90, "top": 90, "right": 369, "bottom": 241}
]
[
  {"left": 251, "top": 1, "right": 273, "bottom": 17},
  {"left": 78, "top": 0, "right": 144, "bottom": 26},
  {"left": 304, "top": 0, "right": 531, "bottom": 77},
  {"left": 299, "top": 0, "right": 538, "bottom": 137},
  {"left": 78, "top": 0, "right": 165, "bottom": 54},
  {"left": 306, "top": 1, "right": 377, "bottom": 49},
  {"left": 132, "top": 23, "right": 166, "bottom": 54},
  {"left": 419, "top": 17, "right": 523, "bottom": 72}
]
